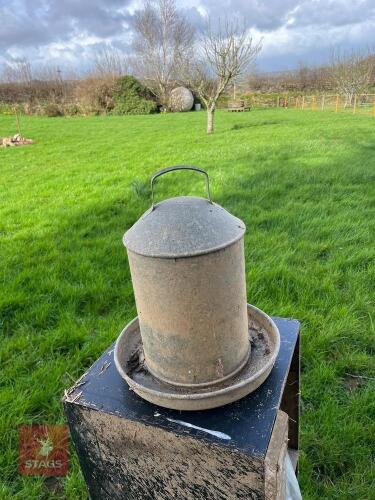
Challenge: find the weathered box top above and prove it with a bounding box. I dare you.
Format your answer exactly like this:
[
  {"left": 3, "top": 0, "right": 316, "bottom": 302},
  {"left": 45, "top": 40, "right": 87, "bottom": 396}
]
[{"left": 64, "top": 317, "right": 300, "bottom": 458}]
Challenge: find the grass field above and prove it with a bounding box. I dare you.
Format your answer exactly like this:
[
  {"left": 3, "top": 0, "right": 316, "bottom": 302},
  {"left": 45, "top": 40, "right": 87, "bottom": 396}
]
[{"left": 1, "top": 109, "right": 374, "bottom": 499}]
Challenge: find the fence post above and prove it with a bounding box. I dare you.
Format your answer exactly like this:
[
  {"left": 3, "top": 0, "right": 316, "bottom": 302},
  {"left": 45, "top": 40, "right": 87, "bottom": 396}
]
[
  {"left": 312, "top": 96, "right": 317, "bottom": 111},
  {"left": 321, "top": 95, "right": 325, "bottom": 111},
  {"left": 277, "top": 96, "right": 280, "bottom": 108},
  {"left": 302, "top": 96, "right": 305, "bottom": 109},
  {"left": 372, "top": 99, "right": 375, "bottom": 117},
  {"left": 335, "top": 95, "right": 339, "bottom": 113}
]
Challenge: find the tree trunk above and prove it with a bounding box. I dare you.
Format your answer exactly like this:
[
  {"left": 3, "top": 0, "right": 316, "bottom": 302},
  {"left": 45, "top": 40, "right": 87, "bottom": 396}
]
[{"left": 207, "top": 106, "right": 215, "bottom": 134}]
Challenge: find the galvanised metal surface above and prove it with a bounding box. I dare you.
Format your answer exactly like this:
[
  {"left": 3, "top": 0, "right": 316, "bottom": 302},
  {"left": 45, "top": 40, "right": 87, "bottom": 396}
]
[
  {"left": 123, "top": 166, "right": 246, "bottom": 258},
  {"left": 123, "top": 196, "right": 245, "bottom": 259},
  {"left": 127, "top": 240, "right": 249, "bottom": 387},
  {"left": 114, "top": 303, "right": 281, "bottom": 410},
  {"left": 123, "top": 166, "right": 250, "bottom": 392}
]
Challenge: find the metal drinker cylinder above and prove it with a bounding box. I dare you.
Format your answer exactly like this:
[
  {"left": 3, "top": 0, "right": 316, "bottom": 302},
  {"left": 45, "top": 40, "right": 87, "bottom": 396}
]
[{"left": 123, "top": 166, "right": 249, "bottom": 387}]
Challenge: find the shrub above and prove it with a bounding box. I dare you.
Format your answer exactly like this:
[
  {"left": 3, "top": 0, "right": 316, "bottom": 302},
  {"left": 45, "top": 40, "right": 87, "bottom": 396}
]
[
  {"left": 64, "top": 103, "right": 81, "bottom": 116},
  {"left": 0, "top": 103, "right": 14, "bottom": 115},
  {"left": 111, "top": 75, "right": 158, "bottom": 115},
  {"left": 43, "top": 103, "right": 64, "bottom": 117},
  {"left": 111, "top": 97, "right": 158, "bottom": 115},
  {"left": 74, "top": 77, "right": 116, "bottom": 115},
  {"left": 0, "top": 81, "right": 75, "bottom": 109},
  {"left": 217, "top": 94, "right": 231, "bottom": 109},
  {"left": 115, "top": 75, "right": 153, "bottom": 100}
]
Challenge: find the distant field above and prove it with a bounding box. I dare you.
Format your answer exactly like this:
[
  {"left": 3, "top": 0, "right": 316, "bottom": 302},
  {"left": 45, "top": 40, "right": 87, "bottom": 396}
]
[{"left": 1, "top": 109, "right": 374, "bottom": 499}]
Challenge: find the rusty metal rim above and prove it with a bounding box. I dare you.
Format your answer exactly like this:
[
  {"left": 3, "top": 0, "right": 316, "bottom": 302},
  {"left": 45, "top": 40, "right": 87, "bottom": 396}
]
[
  {"left": 145, "top": 344, "right": 251, "bottom": 389},
  {"left": 114, "top": 304, "right": 280, "bottom": 409}
]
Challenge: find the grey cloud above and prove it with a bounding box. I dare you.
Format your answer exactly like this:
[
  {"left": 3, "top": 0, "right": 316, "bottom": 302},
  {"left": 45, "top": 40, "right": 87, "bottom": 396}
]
[
  {"left": 199, "top": 0, "right": 375, "bottom": 32},
  {"left": 47, "top": 0, "right": 131, "bottom": 38},
  {"left": 0, "top": 0, "right": 374, "bottom": 71},
  {"left": 290, "top": 0, "right": 375, "bottom": 28},
  {"left": 0, "top": 0, "right": 131, "bottom": 51},
  {"left": 200, "top": 0, "right": 301, "bottom": 31}
]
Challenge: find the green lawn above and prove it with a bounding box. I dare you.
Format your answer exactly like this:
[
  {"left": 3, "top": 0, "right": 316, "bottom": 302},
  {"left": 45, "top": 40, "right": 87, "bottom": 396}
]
[{"left": 1, "top": 109, "right": 374, "bottom": 499}]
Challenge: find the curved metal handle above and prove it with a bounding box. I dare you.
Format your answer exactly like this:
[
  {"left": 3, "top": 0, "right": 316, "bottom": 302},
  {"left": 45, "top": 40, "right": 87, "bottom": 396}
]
[{"left": 150, "top": 165, "right": 212, "bottom": 209}]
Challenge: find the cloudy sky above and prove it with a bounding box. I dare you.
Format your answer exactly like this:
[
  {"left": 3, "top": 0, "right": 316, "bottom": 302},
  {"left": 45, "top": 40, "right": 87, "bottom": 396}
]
[{"left": 0, "top": 0, "right": 374, "bottom": 74}]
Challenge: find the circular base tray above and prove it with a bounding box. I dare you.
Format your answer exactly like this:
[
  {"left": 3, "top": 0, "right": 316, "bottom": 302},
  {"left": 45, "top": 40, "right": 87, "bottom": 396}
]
[{"left": 114, "top": 304, "right": 280, "bottom": 411}]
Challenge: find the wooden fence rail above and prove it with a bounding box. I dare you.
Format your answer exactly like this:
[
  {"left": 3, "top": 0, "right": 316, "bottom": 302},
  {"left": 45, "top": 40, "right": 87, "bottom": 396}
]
[{"left": 273, "top": 93, "right": 375, "bottom": 116}]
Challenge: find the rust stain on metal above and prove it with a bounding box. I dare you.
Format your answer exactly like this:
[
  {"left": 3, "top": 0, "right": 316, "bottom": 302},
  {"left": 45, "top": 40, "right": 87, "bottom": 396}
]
[{"left": 216, "top": 358, "right": 224, "bottom": 379}]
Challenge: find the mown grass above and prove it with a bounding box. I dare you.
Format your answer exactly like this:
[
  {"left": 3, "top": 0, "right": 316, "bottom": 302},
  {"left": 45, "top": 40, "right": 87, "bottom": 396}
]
[{"left": 0, "top": 109, "right": 374, "bottom": 499}]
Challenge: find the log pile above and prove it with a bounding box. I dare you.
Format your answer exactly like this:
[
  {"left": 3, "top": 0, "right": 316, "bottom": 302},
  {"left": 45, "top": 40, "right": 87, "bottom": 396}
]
[{"left": 1, "top": 134, "right": 33, "bottom": 147}]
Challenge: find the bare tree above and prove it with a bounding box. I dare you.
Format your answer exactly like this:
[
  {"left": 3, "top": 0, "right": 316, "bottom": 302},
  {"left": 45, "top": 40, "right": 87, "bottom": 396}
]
[
  {"left": 33, "top": 65, "right": 70, "bottom": 104},
  {"left": 330, "top": 49, "right": 374, "bottom": 106},
  {"left": 187, "top": 20, "right": 262, "bottom": 133},
  {"left": 132, "top": 0, "right": 195, "bottom": 108},
  {"left": 35, "top": 64, "right": 62, "bottom": 82},
  {"left": 1, "top": 59, "right": 33, "bottom": 84},
  {"left": 93, "top": 46, "right": 129, "bottom": 79}
]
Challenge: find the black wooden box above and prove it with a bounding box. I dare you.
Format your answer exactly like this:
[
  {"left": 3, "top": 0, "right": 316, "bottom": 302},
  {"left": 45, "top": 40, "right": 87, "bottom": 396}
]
[{"left": 64, "top": 317, "right": 300, "bottom": 499}]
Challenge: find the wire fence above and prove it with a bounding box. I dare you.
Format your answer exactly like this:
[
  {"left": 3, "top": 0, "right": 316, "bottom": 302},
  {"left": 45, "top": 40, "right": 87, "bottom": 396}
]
[{"left": 276, "top": 94, "right": 375, "bottom": 116}]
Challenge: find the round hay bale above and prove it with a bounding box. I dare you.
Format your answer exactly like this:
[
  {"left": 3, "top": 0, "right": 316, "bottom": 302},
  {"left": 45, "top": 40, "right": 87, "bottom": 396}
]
[{"left": 169, "top": 87, "right": 194, "bottom": 112}]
